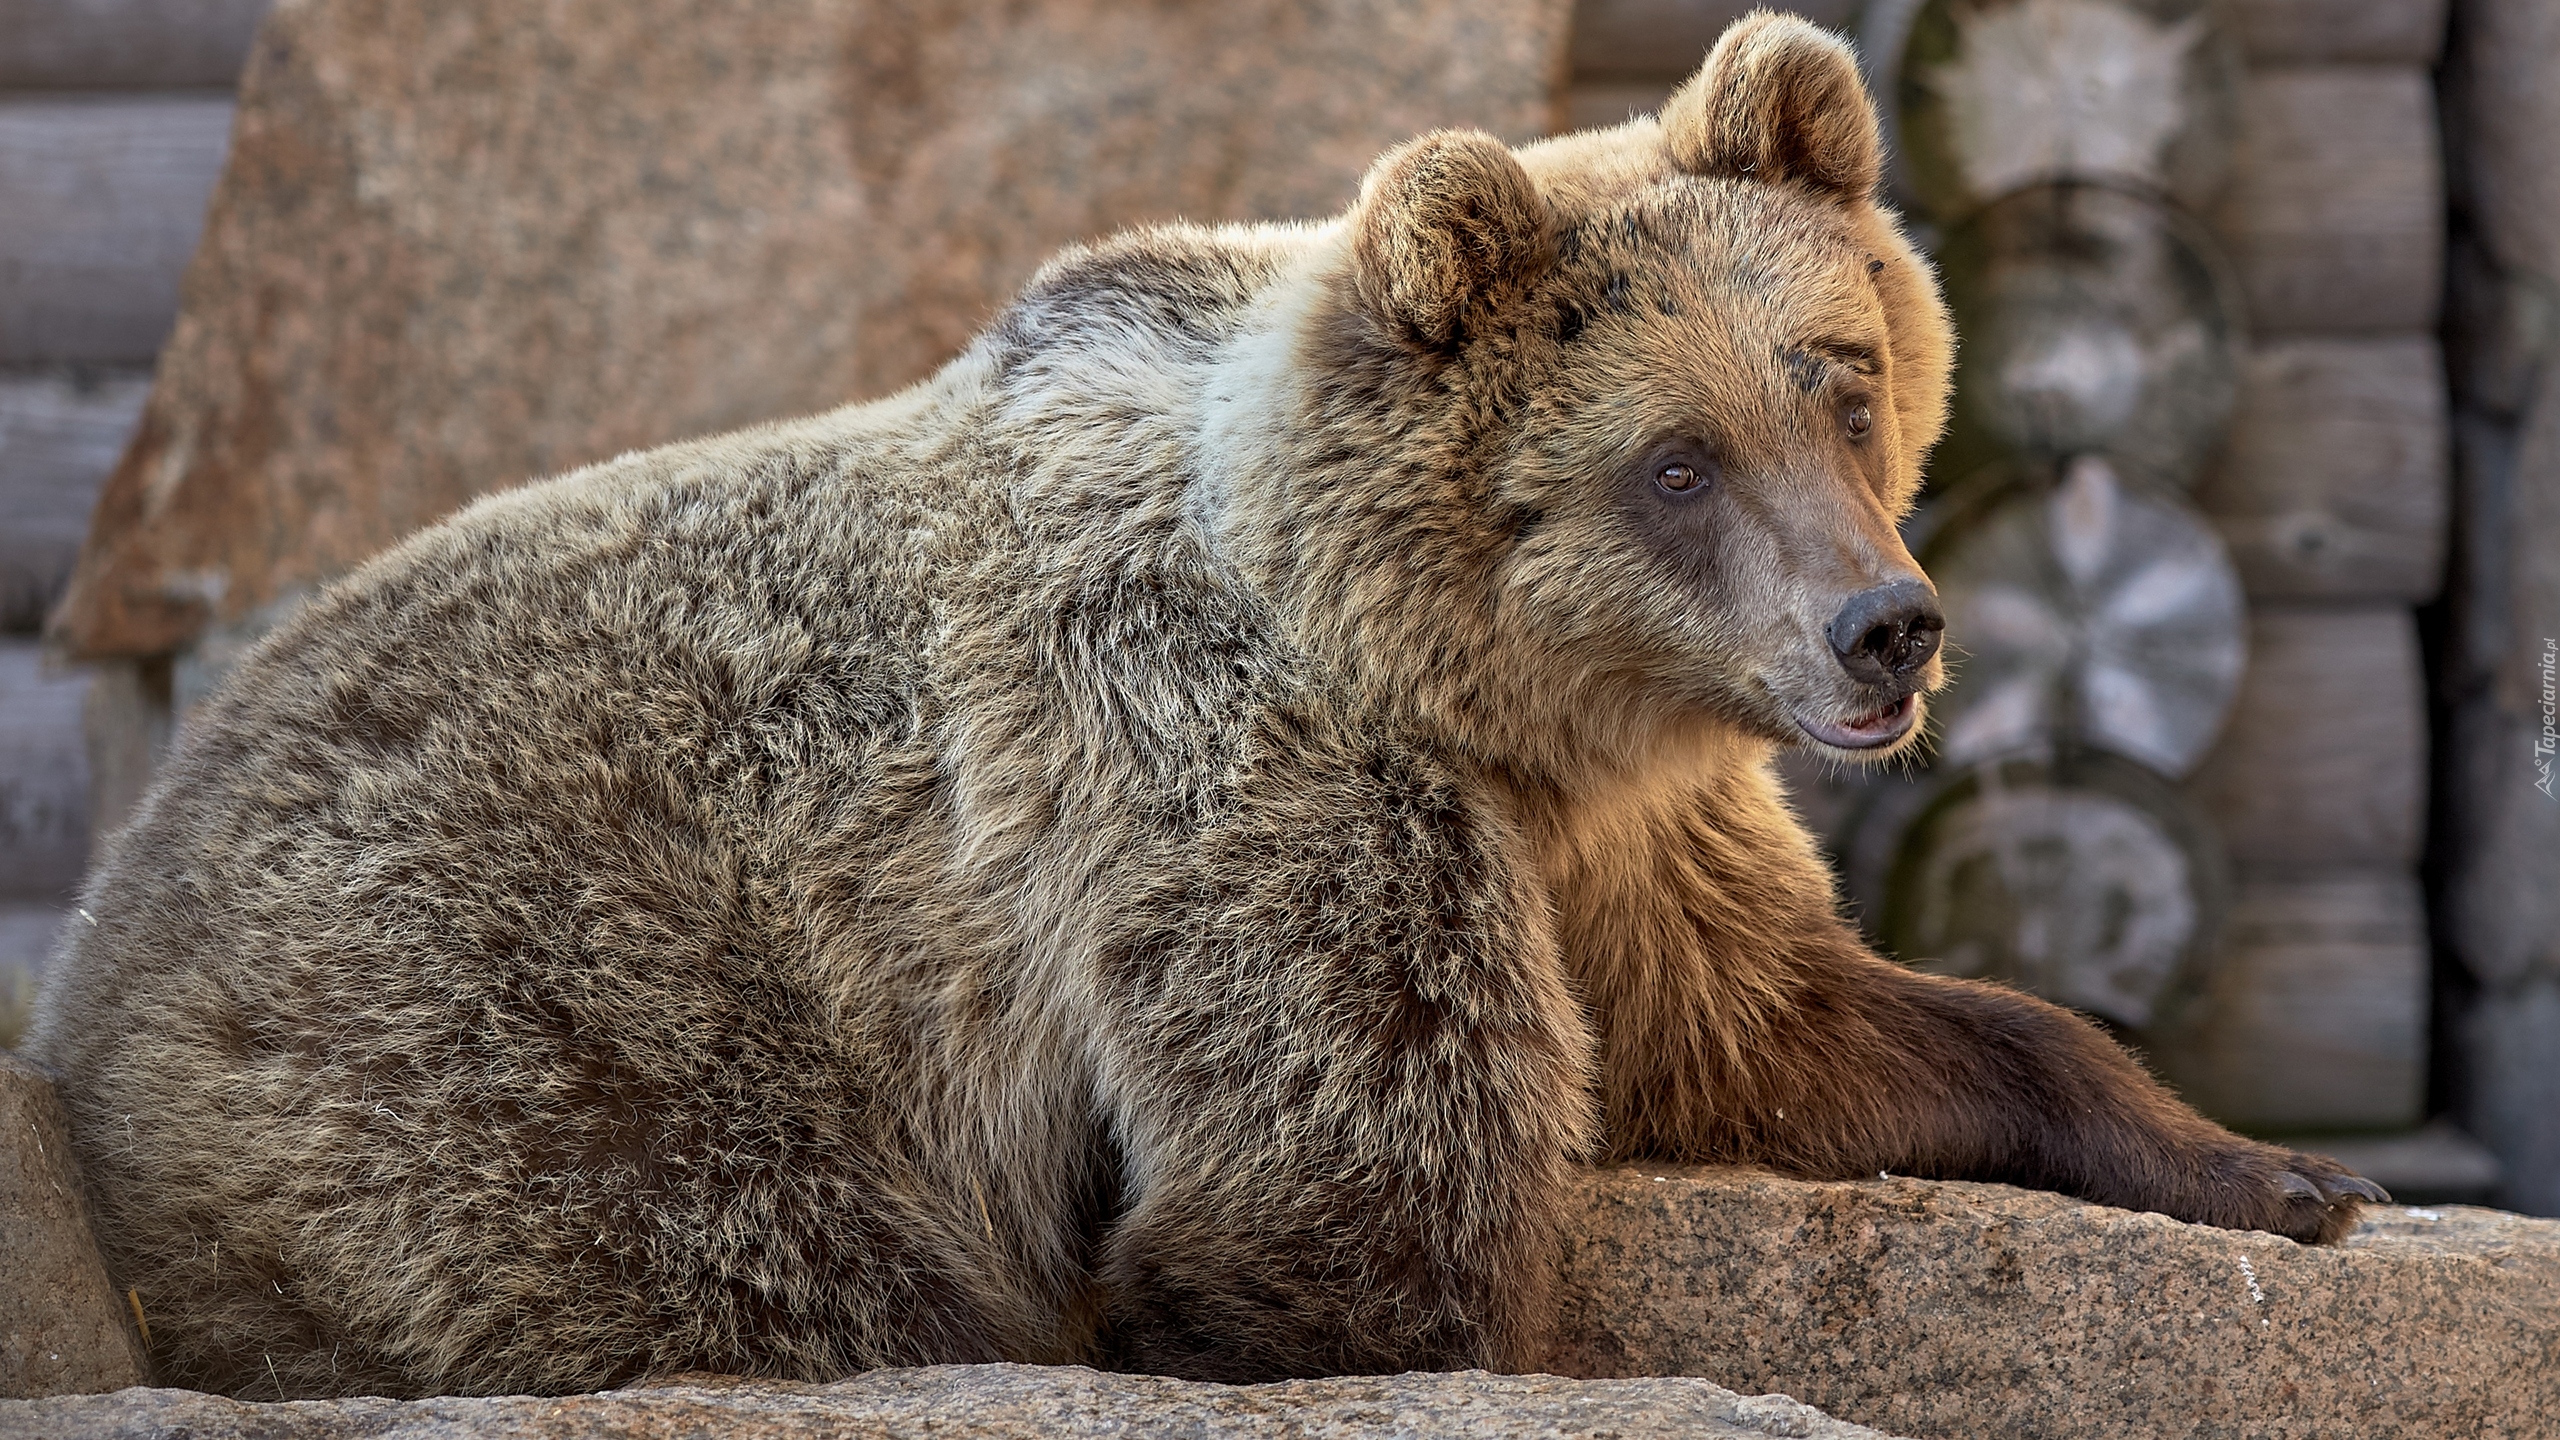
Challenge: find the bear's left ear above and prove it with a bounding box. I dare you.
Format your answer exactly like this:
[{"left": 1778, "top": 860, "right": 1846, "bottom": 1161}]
[
  {"left": 1659, "top": 12, "right": 1881, "bottom": 200},
  {"left": 1351, "top": 129, "right": 1552, "bottom": 349}
]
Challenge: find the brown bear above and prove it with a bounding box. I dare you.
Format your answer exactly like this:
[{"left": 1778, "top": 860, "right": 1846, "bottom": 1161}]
[{"left": 30, "top": 12, "right": 2381, "bottom": 1400}]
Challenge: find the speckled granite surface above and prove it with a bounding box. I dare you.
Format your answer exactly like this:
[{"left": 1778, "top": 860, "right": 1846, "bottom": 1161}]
[
  {"left": 0, "top": 1054, "right": 146, "bottom": 1400},
  {"left": 15, "top": 1055, "right": 2551, "bottom": 1437},
  {"left": 1549, "top": 1165, "right": 2560, "bottom": 1440},
  {"left": 53, "top": 0, "right": 1571, "bottom": 659},
  {"left": 1, "top": 1365, "right": 1903, "bottom": 1439}
]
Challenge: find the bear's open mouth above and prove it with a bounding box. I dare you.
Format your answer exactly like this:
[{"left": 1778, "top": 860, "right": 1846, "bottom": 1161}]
[{"left": 1794, "top": 693, "right": 1918, "bottom": 750}]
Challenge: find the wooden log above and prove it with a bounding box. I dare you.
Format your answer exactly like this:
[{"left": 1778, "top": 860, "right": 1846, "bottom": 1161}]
[
  {"left": 1891, "top": 0, "right": 2241, "bottom": 222},
  {"left": 2441, "top": 0, "right": 2560, "bottom": 1218},
  {"left": 0, "top": 97, "right": 235, "bottom": 365},
  {"left": 78, "top": 656, "right": 170, "bottom": 856},
  {"left": 2149, "top": 869, "right": 2427, "bottom": 1132},
  {"left": 0, "top": 902, "right": 67, "bottom": 1050},
  {"left": 2209, "top": 67, "right": 2442, "bottom": 334},
  {"left": 2194, "top": 336, "right": 2449, "bottom": 602},
  {"left": 0, "top": 904, "right": 58, "bottom": 970},
  {"left": 0, "top": 369, "right": 153, "bottom": 633},
  {"left": 1567, "top": 0, "right": 1859, "bottom": 81},
  {"left": 0, "top": 0, "right": 270, "bottom": 90},
  {"left": 1880, "top": 749, "right": 2225, "bottom": 1030},
  {"left": 1932, "top": 182, "right": 2244, "bottom": 491},
  {"left": 2186, "top": 605, "right": 2426, "bottom": 868},
  {"left": 2221, "top": 0, "right": 2447, "bottom": 65},
  {"left": 1918, "top": 457, "right": 2247, "bottom": 778},
  {"left": 0, "top": 639, "right": 91, "bottom": 900}
]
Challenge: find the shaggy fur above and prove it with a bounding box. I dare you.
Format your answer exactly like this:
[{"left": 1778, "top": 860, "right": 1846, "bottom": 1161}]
[{"left": 31, "top": 13, "right": 2379, "bottom": 1399}]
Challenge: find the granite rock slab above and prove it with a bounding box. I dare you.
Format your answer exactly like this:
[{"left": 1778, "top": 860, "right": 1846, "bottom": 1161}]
[
  {"left": 52, "top": 0, "right": 1570, "bottom": 660},
  {"left": 1549, "top": 1165, "right": 2560, "bottom": 1440},
  {"left": 12, "top": 1039, "right": 2556, "bottom": 1437},
  {"left": 0, "top": 1053, "right": 148, "bottom": 1399},
  {"left": 0, "top": 1365, "right": 1901, "bottom": 1439}
]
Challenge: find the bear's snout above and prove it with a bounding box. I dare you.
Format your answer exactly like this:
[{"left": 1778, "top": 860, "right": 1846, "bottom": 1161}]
[{"left": 1824, "top": 578, "right": 1944, "bottom": 685}]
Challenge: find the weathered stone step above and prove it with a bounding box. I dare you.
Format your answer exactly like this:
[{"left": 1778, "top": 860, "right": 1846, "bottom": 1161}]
[
  {"left": 7, "top": 1066, "right": 2556, "bottom": 1436},
  {"left": 3, "top": 1366, "right": 1905, "bottom": 1439},
  {"left": 1, "top": 1054, "right": 147, "bottom": 1401},
  {"left": 1549, "top": 1166, "right": 2560, "bottom": 1440}
]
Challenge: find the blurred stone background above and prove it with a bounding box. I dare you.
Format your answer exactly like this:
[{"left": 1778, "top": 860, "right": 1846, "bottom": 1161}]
[
  {"left": 1, "top": 0, "right": 268, "bottom": 1059},
  {"left": 1, "top": 0, "right": 2554, "bottom": 1215}
]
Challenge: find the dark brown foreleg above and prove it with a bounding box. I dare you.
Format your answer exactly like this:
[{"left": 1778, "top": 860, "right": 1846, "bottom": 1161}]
[
  {"left": 1691, "top": 945, "right": 2382, "bottom": 1242},
  {"left": 1576, "top": 801, "right": 2383, "bottom": 1243}
]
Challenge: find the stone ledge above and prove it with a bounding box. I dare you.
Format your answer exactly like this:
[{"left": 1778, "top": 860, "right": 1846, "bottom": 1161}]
[
  {"left": 0, "top": 1053, "right": 147, "bottom": 1399},
  {"left": 11, "top": 1036, "right": 2558, "bottom": 1437},
  {"left": 0, "top": 1365, "right": 1901, "bottom": 1439},
  {"left": 1550, "top": 1166, "right": 2560, "bottom": 1440}
]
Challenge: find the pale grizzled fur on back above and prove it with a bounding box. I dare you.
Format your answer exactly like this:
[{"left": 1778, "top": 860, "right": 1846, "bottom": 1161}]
[
  {"left": 34, "top": 12, "right": 2382, "bottom": 1400},
  {"left": 40, "top": 219, "right": 1585, "bottom": 1395}
]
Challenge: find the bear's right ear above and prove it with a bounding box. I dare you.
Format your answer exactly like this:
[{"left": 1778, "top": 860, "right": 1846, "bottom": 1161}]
[
  {"left": 1659, "top": 11, "right": 1881, "bottom": 200},
  {"left": 1351, "top": 130, "right": 1552, "bottom": 350}
]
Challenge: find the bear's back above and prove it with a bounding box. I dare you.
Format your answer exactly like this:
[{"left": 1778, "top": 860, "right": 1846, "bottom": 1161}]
[
  {"left": 46, "top": 384, "right": 975, "bottom": 1008},
  {"left": 24, "top": 218, "right": 1338, "bottom": 1394},
  {"left": 17, "top": 373, "right": 1079, "bottom": 1384},
  {"left": 41, "top": 209, "right": 1311, "bottom": 1032}
]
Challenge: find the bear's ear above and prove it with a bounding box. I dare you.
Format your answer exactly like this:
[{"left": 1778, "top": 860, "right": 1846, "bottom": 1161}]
[
  {"left": 1351, "top": 130, "right": 1552, "bottom": 349},
  {"left": 1659, "top": 11, "right": 1881, "bottom": 200}
]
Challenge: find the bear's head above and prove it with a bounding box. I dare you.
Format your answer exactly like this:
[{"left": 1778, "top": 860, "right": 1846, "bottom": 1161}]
[{"left": 1239, "top": 12, "right": 1955, "bottom": 786}]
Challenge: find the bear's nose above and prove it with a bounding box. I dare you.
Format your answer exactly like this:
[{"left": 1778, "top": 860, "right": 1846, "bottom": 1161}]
[{"left": 1827, "top": 579, "right": 1944, "bottom": 684}]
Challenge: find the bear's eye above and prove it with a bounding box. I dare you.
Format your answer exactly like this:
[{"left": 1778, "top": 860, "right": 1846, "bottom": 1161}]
[
  {"left": 1845, "top": 402, "right": 1873, "bottom": 438},
  {"left": 1640, "top": 443, "right": 1718, "bottom": 501}
]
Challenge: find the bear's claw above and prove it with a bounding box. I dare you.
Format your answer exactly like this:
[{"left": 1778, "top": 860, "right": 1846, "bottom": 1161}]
[{"left": 2255, "top": 1148, "right": 2389, "bottom": 1243}]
